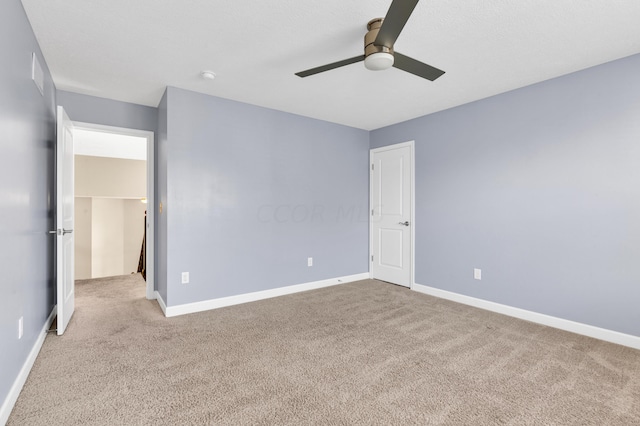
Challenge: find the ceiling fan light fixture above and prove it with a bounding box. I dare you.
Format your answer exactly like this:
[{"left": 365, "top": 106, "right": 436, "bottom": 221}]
[{"left": 364, "top": 52, "right": 394, "bottom": 71}]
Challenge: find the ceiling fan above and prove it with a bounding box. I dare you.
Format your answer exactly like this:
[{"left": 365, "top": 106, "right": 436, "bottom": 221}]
[{"left": 295, "top": 0, "right": 445, "bottom": 81}]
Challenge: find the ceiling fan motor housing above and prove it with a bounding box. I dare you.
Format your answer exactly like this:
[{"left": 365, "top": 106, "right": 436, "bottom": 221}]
[
  {"left": 365, "top": 18, "right": 393, "bottom": 57},
  {"left": 364, "top": 18, "right": 394, "bottom": 70}
]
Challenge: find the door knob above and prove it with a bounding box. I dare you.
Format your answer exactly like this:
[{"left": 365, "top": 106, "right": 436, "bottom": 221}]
[
  {"left": 399, "top": 221, "right": 410, "bottom": 226},
  {"left": 63, "top": 229, "right": 73, "bottom": 235}
]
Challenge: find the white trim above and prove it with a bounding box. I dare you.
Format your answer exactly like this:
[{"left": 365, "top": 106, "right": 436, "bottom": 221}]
[
  {"left": 72, "top": 121, "right": 155, "bottom": 300},
  {"left": 413, "top": 283, "right": 640, "bottom": 350},
  {"left": 369, "top": 141, "right": 415, "bottom": 289},
  {"left": 145, "top": 130, "right": 155, "bottom": 300},
  {"left": 409, "top": 142, "right": 415, "bottom": 291},
  {"left": 155, "top": 291, "right": 167, "bottom": 316},
  {"left": 72, "top": 121, "right": 153, "bottom": 139},
  {"left": 0, "top": 307, "right": 56, "bottom": 425},
  {"left": 162, "top": 273, "right": 370, "bottom": 318}
]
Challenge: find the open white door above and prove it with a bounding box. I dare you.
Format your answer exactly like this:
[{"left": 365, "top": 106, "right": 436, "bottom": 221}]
[
  {"left": 371, "top": 142, "right": 413, "bottom": 287},
  {"left": 55, "top": 106, "right": 75, "bottom": 335}
]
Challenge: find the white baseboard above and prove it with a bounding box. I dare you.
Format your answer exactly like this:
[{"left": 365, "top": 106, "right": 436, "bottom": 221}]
[
  {"left": 163, "top": 273, "right": 370, "bottom": 318},
  {"left": 155, "top": 291, "right": 167, "bottom": 316},
  {"left": 413, "top": 283, "right": 640, "bottom": 350},
  {"left": 0, "top": 306, "right": 57, "bottom": 425}
]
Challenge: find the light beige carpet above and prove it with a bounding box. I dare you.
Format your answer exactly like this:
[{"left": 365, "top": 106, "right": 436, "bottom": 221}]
[{"left": 8, "top": 274, "right": 640, "bottom": 425}]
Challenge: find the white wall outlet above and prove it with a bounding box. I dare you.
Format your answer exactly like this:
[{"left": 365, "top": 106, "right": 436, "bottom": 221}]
[
  {"left": 181, "top": 272, "right": 189, "bottom": 284},
  {"left": 307, "top": 257, "right": 313, "bottom": 267},
  {"left": 18, "top": 316, "right": 23, "bottom": 339},
  {"left": 474, "top": 268, "right": 482, "bottom": 280}
]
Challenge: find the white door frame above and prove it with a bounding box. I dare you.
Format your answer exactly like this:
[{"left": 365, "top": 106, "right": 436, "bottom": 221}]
[
  {"left": 369, "top": 140, "right": 415, "bottom": 289},
  {"left": 73, "top": 121, "right": 156, "bottom": 300}
]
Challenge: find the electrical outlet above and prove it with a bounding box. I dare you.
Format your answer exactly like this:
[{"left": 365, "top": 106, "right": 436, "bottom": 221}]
[
  {"left": 307, "top": 257, "right": 313, "bottom": 267},
  {"left": 18, "top": 317, "right": 23, "bottom": 339},
  {"left": 181, "top": 272, "right": 189, "bottom": 284},
  {"left": 474, "top": 268, "right": 482, "bottom": 280}
]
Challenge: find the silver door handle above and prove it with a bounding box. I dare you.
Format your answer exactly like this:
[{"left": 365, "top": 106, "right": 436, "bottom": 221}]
[
  {"left": 399, "top": 221, "right": 410, "bottom": 226},
  {"left": 49, "top": 229, "right": 73, "bottom": 235}
]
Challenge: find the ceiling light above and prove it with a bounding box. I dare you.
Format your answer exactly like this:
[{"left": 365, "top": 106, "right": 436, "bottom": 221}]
[
  {"left": 200, "top": 71, "right": 216, "bottom": 80},
  {"left": 364, "top": 52, "right": 394, "bottom": 71}
]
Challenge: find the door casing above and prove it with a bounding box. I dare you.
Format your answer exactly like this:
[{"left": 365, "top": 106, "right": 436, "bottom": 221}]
[{"left": 72, "top": 121, "right": 156, "bottom": 300}]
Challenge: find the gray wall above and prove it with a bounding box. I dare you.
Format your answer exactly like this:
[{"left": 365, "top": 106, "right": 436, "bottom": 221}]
[
  {"left": 371, "top": 53, "right": 640, "bottom": 336},
  {"left": 56, "top": 90, "right": 157, "bottom": 133},
  {"left": 0, "top": 0, "right": 56, "bottom": 410},
  {"left": 160, "top": 87, "right": 369, "bottom": 306}
]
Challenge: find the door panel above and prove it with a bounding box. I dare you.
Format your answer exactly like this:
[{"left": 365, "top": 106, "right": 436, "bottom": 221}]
[
  {"left": 379, "top": 229, "right": 403, "bottom": 268},
  {"left": 56, "top": 106, "right": 75, "bottom": 335},
  {"left": 371, "top": 143, "right": 412, "bottom": 287},
  {"left": 380, "top": 155, "right": 404, "bottom": 216}
]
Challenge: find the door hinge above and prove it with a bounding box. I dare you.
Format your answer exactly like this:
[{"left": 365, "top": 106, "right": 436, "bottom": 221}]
[
  {"left": 371, "top": 164, "right": 374, "bottom": 171},
  {"left": 371, "top": 209, "right": 374, "bottom": 216},
  {"left": 371, "top": 255, "right": 373, "bottom": 262}
]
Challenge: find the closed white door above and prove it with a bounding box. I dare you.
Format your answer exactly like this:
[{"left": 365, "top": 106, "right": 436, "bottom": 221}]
[
  {"left": 56, "top": 106, "right": 75, "bottom": 335},
  {"left": 371, "top": 142, "right": 413, "bottom": 287}
]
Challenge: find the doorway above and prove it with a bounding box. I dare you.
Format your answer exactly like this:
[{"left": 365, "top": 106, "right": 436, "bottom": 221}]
[
  {"left": 72, "top": 122, "right": 155, "bottom": 300},
  {"left": 370, "top": 141, "right": 414, "bottom": 288}
]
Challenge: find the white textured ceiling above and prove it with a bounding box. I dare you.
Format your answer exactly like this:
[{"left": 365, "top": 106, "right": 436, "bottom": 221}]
[{"left": 20, "top": 0, "right": 640, "bottom": 130}]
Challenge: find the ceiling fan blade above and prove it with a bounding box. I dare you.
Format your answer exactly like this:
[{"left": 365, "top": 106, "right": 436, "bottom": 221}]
[
  {"left": 295, "top": 55, "right": 365, "bottom": 78},
  {"left": 375, "top": 0, "right": 419, "bottom": 48},
  {"left": 393, "top": 52, "right": 445, "bottom": 81}
]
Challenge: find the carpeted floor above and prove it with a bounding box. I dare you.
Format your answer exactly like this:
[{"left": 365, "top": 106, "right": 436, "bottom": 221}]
[{"left": 8, "top": 274, "right": 640, "bottom": 425}]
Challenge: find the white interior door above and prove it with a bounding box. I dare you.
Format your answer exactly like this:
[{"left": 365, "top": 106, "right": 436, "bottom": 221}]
[
  {"left": 371, "top": 142, "right": 413, "bottom": 287},
  {"left": 56, "top": 106, "right": 75, "bottom": 335}
]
